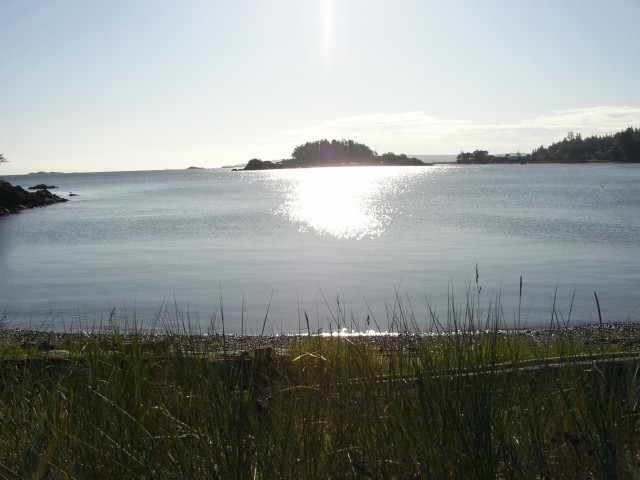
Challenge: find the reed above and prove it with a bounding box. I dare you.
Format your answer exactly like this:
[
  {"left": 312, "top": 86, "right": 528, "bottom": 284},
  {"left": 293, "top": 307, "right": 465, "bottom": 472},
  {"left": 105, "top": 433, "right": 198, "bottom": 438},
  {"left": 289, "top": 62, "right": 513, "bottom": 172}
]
[{"left": 0, "top": 293, "right": 638, "bottom": 479}]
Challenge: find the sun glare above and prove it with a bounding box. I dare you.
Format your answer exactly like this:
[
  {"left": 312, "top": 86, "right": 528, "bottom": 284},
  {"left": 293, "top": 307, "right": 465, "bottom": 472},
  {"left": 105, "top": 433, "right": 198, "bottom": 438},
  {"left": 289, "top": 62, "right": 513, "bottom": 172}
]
[{"left": 274, "top": 167, "right": 424, "bottom": 239}]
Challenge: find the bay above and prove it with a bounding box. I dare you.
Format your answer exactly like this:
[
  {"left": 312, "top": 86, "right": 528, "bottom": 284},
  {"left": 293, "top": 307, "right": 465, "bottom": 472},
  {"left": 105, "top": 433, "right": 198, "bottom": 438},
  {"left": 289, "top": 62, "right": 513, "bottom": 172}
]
[{"left": 1, "top": 163, "right": 639, "bottom": 333}]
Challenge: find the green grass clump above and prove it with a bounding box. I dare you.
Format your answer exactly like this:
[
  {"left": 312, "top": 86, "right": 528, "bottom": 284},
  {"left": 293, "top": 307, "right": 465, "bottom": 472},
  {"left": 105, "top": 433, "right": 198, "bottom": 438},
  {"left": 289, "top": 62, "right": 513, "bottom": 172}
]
[{"left": 0, "top": 300, "right": 639, "bottom": 479}]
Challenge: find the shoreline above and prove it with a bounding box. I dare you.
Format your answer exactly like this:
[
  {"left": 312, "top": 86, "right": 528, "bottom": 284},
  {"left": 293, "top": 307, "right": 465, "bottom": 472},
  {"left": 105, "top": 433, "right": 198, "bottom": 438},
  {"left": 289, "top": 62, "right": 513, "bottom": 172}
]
[
  {"left": 3, "top": 321, "right": 640, "bottom": 353},
  {"left": 0, "top": 180, "right": 68, "bottom": 216}
]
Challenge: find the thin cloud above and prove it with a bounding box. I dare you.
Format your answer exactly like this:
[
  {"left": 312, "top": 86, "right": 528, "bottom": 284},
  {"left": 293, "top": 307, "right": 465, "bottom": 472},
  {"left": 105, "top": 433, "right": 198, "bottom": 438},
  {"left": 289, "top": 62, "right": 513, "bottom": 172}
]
[{"left": 277, "top": 106, "right": 640, "bottom": 154}]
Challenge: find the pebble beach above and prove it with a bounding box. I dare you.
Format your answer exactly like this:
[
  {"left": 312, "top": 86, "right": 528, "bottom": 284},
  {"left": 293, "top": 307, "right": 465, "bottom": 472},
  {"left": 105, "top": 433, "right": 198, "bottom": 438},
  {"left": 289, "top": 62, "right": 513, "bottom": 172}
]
[{"left": 3, "top": 322, "right": 640, "bottom": 355}]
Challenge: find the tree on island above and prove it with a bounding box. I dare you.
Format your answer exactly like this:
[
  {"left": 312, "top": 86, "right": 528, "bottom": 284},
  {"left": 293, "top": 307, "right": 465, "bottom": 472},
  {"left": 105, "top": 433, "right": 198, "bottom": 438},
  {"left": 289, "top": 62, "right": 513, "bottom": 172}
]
[
  {"left": 244, "top": 139, "right": 427, "bottom": 170},
  {"left": 457, "top": 127, "right": 640, "bottom": 164},
  {"left": 291, "top": 139, "right": 375, "bottom": 167},
  {"left": 616, "top": 127, "right": 640, "bottom": 162},
  {"left": 0, "top": 154, "right": 7, "bottom": 184}
]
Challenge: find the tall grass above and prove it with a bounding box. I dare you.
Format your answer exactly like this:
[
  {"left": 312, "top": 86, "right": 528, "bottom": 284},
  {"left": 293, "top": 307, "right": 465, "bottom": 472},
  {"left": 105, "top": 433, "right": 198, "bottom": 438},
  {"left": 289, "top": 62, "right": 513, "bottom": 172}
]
[{"left": 0, "top": 293, "right": 638, "bottom": 479}]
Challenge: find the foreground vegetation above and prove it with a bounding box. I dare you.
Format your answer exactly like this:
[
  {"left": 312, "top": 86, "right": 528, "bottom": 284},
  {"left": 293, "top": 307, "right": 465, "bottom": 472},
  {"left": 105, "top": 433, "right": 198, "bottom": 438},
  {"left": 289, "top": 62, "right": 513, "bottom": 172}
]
[{"left": 1, "top": 303, "right": 639, "bottom": 479}]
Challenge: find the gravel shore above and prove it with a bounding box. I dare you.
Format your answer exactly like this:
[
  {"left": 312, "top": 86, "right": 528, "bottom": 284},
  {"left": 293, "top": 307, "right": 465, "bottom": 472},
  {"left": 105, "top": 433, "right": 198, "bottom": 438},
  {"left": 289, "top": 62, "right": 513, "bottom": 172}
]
[{"left": 2, "top": 322, "right": 640, "bottom": 354}]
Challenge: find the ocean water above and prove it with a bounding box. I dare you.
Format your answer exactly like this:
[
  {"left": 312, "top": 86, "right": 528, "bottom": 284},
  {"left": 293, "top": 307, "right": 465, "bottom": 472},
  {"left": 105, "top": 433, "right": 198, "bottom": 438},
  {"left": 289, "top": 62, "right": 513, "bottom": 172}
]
[{"left": 1, "top": 164, "right": 639, "bottom": 333}]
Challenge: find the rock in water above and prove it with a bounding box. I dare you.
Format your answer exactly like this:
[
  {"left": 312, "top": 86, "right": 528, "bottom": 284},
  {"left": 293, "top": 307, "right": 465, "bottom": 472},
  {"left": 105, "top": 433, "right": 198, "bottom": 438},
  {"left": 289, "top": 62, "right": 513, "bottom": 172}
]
[{"left": 0, "top": 181, "right": 68, "bottom": 216}]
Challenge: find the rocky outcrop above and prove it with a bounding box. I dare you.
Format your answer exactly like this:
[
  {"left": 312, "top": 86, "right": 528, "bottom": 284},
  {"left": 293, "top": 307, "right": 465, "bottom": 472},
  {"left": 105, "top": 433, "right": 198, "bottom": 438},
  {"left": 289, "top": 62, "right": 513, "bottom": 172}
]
[
  {"left": 0, "top": 181, "right": 68, "bottom": 216},
  {"left": 243, "top": 159, "right": 278, "bottom": 170},
  {"left": 28, "top": 184, "right": 58, "bottom": 190}
]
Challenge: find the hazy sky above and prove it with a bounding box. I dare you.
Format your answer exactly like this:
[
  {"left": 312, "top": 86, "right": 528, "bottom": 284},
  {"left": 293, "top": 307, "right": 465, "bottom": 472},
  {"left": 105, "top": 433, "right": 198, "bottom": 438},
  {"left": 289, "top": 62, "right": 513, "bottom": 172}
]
[{"left": 2, "top": 0, "right": 640, "bottom": 174}]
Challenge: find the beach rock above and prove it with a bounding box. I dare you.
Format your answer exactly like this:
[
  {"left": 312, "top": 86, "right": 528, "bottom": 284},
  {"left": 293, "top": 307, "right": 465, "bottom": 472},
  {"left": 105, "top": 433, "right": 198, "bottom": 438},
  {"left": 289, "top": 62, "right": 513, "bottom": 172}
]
[
  {"left": 0, "top": 181, "right": 68, "bottom": 216},
  {"left": 28, "top": 184, "right": 57, "bottom": 190}
]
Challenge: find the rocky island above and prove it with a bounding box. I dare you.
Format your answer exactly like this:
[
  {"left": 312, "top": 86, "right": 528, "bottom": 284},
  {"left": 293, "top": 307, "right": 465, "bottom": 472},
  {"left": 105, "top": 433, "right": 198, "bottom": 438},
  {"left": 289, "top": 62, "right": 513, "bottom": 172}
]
[
  {"left": 0, "top": 181, "right": 68, "bottom": 216},
  {"left": 242, "top": 139, "right": 430, "bottom": 170}
]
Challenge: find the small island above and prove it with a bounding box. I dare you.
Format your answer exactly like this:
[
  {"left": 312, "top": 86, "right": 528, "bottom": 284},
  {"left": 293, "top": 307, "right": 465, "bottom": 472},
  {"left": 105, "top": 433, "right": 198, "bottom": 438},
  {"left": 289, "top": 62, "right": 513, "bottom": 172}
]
[{"left": 242, "top": 139, "right": 430, "bottom": 170}]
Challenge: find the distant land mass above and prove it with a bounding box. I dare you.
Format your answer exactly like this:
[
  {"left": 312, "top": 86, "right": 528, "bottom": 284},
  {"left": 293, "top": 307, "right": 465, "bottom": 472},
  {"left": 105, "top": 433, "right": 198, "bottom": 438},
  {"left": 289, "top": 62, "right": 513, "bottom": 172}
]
[
  {"left": 457, "top": 127, "right": 640, "bottom": 164},
  {"left": 411, "top": 154, "right": 457, "bottom": 163},
  {"left": 241, "top": 139, "right": 432, "bottom": 171}
]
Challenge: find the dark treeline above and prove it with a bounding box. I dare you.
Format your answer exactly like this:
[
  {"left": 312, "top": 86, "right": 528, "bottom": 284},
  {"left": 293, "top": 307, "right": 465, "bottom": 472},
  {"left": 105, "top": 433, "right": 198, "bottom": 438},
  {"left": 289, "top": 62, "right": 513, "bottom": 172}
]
[
  {"left": 457, "top": 127, "right": 640, "bottom": 164},
  {"left": 243, "top": 139, "right": 427, "bottom": 170},
  {"left": 292, "top": 139, "right": 375, "bottom": 166}
]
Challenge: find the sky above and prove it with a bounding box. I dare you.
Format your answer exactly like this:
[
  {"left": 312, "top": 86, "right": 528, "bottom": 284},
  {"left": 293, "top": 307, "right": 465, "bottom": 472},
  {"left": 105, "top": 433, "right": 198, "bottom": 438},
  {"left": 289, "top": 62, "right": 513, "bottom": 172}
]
[{"left": 1, "top": 0, "right": 640, "bottom": 174}]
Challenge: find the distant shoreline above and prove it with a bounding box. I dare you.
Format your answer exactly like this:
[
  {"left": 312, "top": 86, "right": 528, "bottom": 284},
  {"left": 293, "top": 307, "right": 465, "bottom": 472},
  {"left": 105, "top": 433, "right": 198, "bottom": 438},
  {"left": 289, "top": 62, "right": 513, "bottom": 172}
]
[{"left": 457, "top": 127, "right": 639, "bottom": 164}]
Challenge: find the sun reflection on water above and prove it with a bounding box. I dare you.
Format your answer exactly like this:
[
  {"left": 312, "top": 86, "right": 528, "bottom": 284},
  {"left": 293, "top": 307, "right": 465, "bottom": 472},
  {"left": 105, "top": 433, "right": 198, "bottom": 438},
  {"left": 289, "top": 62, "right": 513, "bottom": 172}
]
[{"left": 271, "top": 166, "right": 430, "bottom": 239}]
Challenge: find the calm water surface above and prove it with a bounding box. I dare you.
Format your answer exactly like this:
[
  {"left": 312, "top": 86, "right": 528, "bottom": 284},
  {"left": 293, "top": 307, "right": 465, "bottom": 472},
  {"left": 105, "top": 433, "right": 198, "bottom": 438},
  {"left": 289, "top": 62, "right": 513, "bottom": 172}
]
[{"left": 1, "top": 164, "right": 639, "bottom": 333}]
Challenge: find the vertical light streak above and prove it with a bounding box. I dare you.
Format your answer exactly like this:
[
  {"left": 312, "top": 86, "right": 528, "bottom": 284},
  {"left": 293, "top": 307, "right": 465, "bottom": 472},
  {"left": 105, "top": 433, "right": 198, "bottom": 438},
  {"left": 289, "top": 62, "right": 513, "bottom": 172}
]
[{"left": 322, "top": 0, "right": 332, "bottom": 64}]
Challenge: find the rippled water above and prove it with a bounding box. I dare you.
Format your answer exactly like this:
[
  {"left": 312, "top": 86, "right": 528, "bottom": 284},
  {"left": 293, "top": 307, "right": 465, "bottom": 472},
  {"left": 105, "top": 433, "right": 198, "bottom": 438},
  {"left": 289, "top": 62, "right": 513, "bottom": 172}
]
[{"left": 1, "top": 164, "right": 639, "bottom": 332}]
